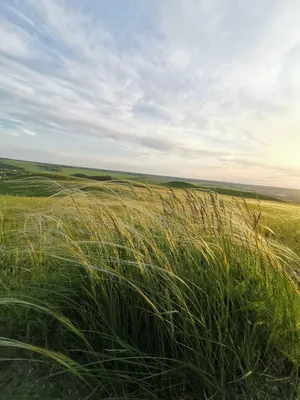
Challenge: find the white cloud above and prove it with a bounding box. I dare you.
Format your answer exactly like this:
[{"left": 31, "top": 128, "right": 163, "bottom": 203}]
[
  {"left": 0, "top": 19, "right": 31, "bottom": 57},
  {"left": 23, "top": 129, "right": 36, "bottom": 136},
  {"left": 1, "top": 0, "right": 300, "bottom": 187}
]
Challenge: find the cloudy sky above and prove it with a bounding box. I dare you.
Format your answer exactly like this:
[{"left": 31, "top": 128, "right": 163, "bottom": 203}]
[{"left": 1, "top": 0, "right": 300, "bottom": 187}]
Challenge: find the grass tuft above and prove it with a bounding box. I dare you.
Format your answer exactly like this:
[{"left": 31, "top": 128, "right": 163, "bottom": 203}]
[{"left": 0, "top": 184, "right": 299, "bottom": 399}]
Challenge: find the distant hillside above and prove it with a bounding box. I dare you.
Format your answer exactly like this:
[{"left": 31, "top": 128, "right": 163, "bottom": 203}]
[
  {"left": 161, "top": 180, "right": 282, "bottom": 202},
  {"left": 203, "top": 186, "right": 283, "bottom": 202},
  {"left": 163, "top": 181, "right": 199, "bottom": 189},
  {"left": 72, "top": 173, "right": 113, "bottom": 181},
  {"left": 1, "top": 157, "right": 299, "bottom": 202}
]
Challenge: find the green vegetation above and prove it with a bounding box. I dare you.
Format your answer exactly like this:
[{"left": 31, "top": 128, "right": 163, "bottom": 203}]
[
  {"left": 162, "top": 181, "right": 281, "bottom": 202},
  {"left": 0, "top": 159, "right": 44, "bottom": 174},
  {"left": 202, "top": 186, "right": 282, "bottom": 202},
  {"left": 163, "top": 180, "right": 199, "bottom": 189},
  {"left": 0, "top": 177, "right": 59, "bottom": 197},
  {"left": 0, "top": 174, "right": 80, "bottom": 197},
  {"left": 1, "top": 179, "right": 300, "bottom": 399},
  {"left": 1, "top": 158, "right": 145, "bottom": 180},
  {"left": 72, "top": 173, "right": 114, "bottom": 181},
  {"left": 0, "top": 161, "right": 24, "bottom": 171},
  {"left": 0, "top": 158, "right": 284, "bottom": 202},
  {"left": 37, "top": 163, "right": 62, "bottom": 172},
  {"left": 1, "top": 159, "right": 300, "bottom": 398}
]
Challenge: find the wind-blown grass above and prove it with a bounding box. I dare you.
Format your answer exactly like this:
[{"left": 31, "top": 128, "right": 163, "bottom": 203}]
[{"left": 0, "top": 184, "right": 299, "bottom": 399}]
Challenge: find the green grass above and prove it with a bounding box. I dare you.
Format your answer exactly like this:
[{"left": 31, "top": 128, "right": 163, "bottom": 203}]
[
  {"left": 0, "top": 174, "right": 79, "bottom": 197},
  {"left": 0, "top": 158, "right": 290, "bottom": 203},
  {"left": 0, "top": 161, "right": 24, "bottom": 171},
  {"left": 0, "top": 175, "right": 151, "bottom": 198},
  {"left": 0, "top": 178, "right": 59, "bottom": 197},
  {"left": 0, "top": 158, "right": 142, "bottom": 180},
  {"left": 0, "top": 169, "right": 282, "bottom": 203},
  {"left": 163, "top": 180, "right": 199, "bottom": 189},
  {"left": 161, "top": 181, "right": 282, "bottom": 202},
  {"left": 60, "top": 166, "right": 141, "bottom": 179},
  {"left": 0, "top": 159, "right": 44, "bottom": 173},
  {"left": 0, "top": 184, "right": 300, "bottom": 399},
  {"left": 203, "top": 186, "right": 282, "bottom": 202}
]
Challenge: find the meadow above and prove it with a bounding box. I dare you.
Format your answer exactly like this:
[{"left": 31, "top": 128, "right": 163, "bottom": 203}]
[{"left": 0, "top": 159, "right": 300, "bottom": 399}]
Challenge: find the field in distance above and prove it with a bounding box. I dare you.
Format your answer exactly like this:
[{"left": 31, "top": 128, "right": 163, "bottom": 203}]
[{"left": 1, "top": 157, "right": 298, "bottom": 202}]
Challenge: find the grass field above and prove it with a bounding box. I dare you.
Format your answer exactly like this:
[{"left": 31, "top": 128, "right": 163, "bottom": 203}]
[
  {"left": 0, "top": 158, "right": 285, "bottom": 202},
  {"left": 0, "top": 158, "right": 143, "bottom": 180},
  {"left": 1, "top": 160, "right": 300, "bottom": 399}
]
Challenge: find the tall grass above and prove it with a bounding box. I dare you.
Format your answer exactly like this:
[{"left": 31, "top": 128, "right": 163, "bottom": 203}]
[{"left": 1, "top": 184, "right": 300, "bottom": 399}]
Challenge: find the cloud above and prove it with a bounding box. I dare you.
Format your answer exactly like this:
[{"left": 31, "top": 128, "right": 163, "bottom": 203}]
[
  {"left": 1, "top": 0, "right": 300, "bottom": 187},
  {"left": 23, "top": 128, "right": 36, "bottom": 136},
  {"left": 0, "top": 19, "right": 31, "bottom": 57}
]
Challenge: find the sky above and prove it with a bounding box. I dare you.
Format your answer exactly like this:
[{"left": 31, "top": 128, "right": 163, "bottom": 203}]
[{"left": 1, "top": 0, "right": 300, "bottom": 188}]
